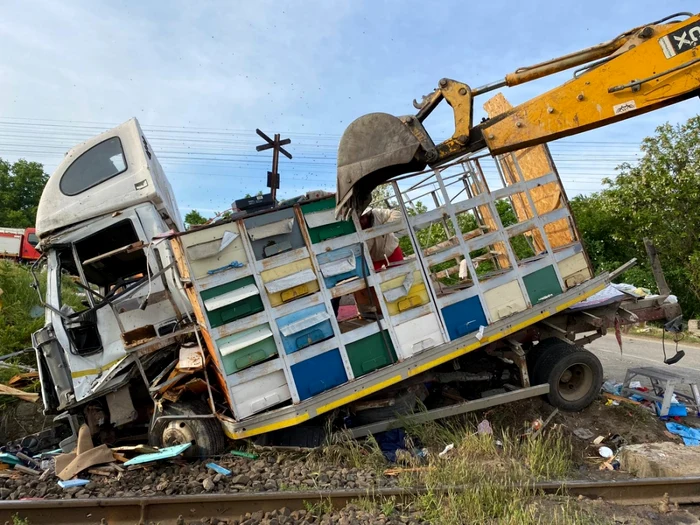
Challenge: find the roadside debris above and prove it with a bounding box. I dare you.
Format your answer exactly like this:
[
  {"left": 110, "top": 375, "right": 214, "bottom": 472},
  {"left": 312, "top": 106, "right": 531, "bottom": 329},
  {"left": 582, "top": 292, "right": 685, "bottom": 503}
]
[
  {"left": 230, "top": 450, "right": 258, "bottom": 460},
  {"left": 0, "top": 384, "right": 39, "bottom": 403},
  {"left": 206, "top": 462, "right": 232, "bottom": 476},
  {"left": 55, "top": 425, "right": 114, "bottom": 481},
  {"left": 573, "top": 428, "right": 595, "bottom": 440},
  {"left": 438, "top": 443, "right": 454, "bottom": 457},
  {"left": 57, "top": 479, "right": 89, "bottom": 489},
  {"left": 665, "top": 422, "right": 700, "bottom": 446},
  {"left": 123, "top": 443, "right": 192, "bottom": 466}
]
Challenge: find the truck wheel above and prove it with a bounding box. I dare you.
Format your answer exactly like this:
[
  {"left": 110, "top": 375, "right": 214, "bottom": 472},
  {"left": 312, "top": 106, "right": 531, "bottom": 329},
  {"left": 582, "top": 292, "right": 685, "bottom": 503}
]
[
  {"left": 149, "top": 402, "right": 227, "bottom": 458},
  {"left": 534, "top": 347, "right": 603, "bottom": 412},
  {"left": 527, "top": 337, "right": 576, "bottom": 377}
]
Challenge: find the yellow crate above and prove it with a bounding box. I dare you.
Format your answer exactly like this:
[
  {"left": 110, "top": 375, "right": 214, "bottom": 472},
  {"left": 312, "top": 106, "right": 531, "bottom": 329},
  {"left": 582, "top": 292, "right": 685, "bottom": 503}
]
[
  {"left": 380, "top": 270, "right": 429, "bottom": 315},
  {"left": 261, "top": 258, "right": 320, "bottom": 307}
]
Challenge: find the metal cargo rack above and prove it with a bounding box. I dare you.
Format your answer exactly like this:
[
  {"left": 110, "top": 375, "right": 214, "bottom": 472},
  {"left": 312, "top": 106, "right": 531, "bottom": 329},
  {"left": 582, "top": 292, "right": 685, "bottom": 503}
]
[{"left": 171, "top": 146, "right": 606, "bottom": 439}]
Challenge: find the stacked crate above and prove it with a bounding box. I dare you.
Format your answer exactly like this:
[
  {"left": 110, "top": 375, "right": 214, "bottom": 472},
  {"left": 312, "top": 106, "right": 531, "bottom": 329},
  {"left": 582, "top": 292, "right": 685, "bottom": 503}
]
[{"left": 177, "top": 146, "right": 593, "bottom": 423}]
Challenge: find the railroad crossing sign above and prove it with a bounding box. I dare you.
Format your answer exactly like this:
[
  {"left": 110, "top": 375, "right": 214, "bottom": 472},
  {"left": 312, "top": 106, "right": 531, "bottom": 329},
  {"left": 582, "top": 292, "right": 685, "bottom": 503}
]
[{"left": 255, "top": 129, "right": 292, "bottom": 201}]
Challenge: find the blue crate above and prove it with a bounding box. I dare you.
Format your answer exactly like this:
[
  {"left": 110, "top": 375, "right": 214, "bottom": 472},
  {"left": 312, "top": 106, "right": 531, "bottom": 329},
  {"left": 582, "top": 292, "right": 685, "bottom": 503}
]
[
  {"left": 276, "top": 303, "right": 334, "bottom": 354},
  {"left": 291, "top": 348, "right": 348, "bottom": 400},
  {"left": 441, "top": 296, "right": 488, "bottom": 340}
]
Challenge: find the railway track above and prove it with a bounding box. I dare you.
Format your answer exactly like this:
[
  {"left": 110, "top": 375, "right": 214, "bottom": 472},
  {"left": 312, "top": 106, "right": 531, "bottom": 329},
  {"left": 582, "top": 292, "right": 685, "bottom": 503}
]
[{"left": 1, "top": 476, "right": 699, "bottom": 525}]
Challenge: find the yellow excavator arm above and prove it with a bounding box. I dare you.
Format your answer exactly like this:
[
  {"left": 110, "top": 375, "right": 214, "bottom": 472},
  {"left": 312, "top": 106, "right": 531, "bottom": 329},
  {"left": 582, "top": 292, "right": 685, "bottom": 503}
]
[{"left": 336, "top": 11, "right": 700, "bottom": 218}]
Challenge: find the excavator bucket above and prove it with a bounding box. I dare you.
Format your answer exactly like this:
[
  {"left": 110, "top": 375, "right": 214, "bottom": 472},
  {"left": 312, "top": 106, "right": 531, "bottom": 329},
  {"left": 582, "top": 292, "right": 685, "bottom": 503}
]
[{"left": 336, "top": 113, "right": 427, "bottom": 219}]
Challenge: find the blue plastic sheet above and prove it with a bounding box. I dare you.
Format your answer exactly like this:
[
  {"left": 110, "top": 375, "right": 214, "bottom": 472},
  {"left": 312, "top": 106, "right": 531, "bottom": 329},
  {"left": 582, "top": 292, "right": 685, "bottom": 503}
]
[
  {"left": 665, "top": 422, "right": 700, "bottom": 446},
  {"left": 123, "top": 443, "right": 191, "bottom": 465}
]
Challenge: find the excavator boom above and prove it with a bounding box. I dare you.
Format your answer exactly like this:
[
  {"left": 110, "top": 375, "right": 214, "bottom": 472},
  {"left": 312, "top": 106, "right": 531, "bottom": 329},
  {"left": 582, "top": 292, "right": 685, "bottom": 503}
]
[{"left": 336, "top": 11, "right": 700, "bottom": 218}]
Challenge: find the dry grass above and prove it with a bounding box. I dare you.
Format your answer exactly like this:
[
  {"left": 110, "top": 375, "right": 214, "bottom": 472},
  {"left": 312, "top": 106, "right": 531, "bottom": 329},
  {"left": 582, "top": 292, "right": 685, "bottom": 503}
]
[{"left": 311, "top": 415, "right": 613, "bottom": 524}]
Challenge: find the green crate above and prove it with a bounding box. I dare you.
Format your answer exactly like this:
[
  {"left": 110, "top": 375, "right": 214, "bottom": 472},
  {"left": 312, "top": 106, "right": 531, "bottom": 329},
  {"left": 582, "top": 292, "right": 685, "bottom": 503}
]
[
  {"left": 523, "top": 265, "right": 562, "bottom": 305},
  {"left": 218, "top": 328, "right": 278, "bottom": 375},
  {"left": 200, "top": 276, "right": 264, "bottom": 328},
  {"left": 345, "top": 331, "right": 397, "bottom": 377},
  {"left": 301, "top": 197, "right": 356, "bottom": 243}
]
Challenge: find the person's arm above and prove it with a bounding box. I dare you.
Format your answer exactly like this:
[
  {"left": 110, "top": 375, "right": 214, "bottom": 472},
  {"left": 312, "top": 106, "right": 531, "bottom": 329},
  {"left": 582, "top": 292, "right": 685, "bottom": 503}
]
[{"left": 372, "top": 208, "right": 402, "bottom": 226}]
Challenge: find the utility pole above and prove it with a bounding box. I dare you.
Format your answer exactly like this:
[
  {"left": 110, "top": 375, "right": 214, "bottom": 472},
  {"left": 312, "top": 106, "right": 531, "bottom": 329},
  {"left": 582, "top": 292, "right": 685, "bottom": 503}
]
[{"left": 255, "top": 129, "right": 292, "bottom": 202}]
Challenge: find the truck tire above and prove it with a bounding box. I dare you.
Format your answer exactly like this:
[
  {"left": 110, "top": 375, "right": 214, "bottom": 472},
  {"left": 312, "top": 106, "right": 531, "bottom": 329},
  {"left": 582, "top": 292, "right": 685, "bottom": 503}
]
[
  {"left": 527, "top": 337, "right": 576, "bottom": 377},
  {"left": 534, "top": 346, "right": 603, "bottom": 412},
  {"left": 149, "top": 402, "right": 227, "bottom": 458}
]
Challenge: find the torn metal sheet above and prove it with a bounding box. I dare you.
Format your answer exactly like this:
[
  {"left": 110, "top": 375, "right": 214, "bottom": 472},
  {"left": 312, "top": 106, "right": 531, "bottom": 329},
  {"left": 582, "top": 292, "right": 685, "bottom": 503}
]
[
  {"left": 186, "top": 231, "right": 239, "bottom": 260},
  {"left": 304, "top": 208, "right": 338, "bottom": 229},
  {"left": 383, "top": 272, "right": 415, "bottom": 303},
  {"left": 246, "top": 218, "right": 293, "bottom": 241},
  {"left": 203, "top": 283, "right": 259, "bottom": 312},
  {"left": 219, "top": 325, "right": 273, "bottom": 357},
  {"left": 264, "top": 268, "right": 316, "bottom": 294},
  {"left": 279, "top": 311, "right": 330, "bottom": 337}
]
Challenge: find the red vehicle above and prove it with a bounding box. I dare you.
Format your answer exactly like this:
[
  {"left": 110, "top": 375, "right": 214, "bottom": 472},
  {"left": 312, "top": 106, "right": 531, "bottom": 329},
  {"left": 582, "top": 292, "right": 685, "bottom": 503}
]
[{"left": 0, "top": 227, "right": 40, "bottom": 262}]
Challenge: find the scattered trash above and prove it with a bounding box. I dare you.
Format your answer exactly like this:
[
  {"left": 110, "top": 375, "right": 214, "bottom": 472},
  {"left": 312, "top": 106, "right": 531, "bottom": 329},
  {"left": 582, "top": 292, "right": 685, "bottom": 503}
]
[
  {"left": 111, "top": 445, "right": 159, "bottom": 455},
  {"left": 206, "top": 462, "right": 232, "bottom": 476},
  {"left": 495, "top": 439, "right": 503, "bottom": 450},
  {"left": 14, "top": 464, "right": 40, "bottom": 476},
  {"left": 123, "top": 443, "right": 192, "bottom": 466},
  {"left": 477, "top": 420, "right": 493, "bottom": 436},
  {"left": 598, "top": 446, "right": 614, "bottom": 458},
  {"left": 55, "top": 425, "right": 115, "bottom": 481},
  {"left": 532, "top": 408, "right": 559, "bottom": 438},
  {"left": 383, "top": 466, "right": 432, "bottom": 476},
  {"left": 0, "top": 384, "right": 39, "bottom": 403},
  {"left": 629, "top": 381, "right": 643, "bottom": 389},
  {"left": 475, "top": 326, "right": 485, "bottom": 341},
  {"left": 375, "top": 429, "right": 410, "bottom": 463},
  {"left": 665, "top": 422, "right": 700, "bottom": 446},
  {"left": 58, "top": 479, "right": 90, "bottom": 489},
  {"left": 0, "top": 453, "right": 21, "bottom": 466},
  {"left": 230, "top": 450, "right": 259, "bottom": 460},
  {"left": 602, "top": 380, "right": 623, "bottom": 396},
  {"left": 573, "top": 428, "right": 595, "bottom": 440},
  {"left": 438, "top": 443, "right": 454, "bottom": 457},
  {"left": 655, "top": 402, "right": 688, "bottom": 418}
]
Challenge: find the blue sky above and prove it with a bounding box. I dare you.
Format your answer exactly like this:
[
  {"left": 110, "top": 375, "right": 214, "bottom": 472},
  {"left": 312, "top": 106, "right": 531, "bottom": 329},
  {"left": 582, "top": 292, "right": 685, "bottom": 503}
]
[{"left": 0, "top": 0, "right": 698, "bottom": 217}]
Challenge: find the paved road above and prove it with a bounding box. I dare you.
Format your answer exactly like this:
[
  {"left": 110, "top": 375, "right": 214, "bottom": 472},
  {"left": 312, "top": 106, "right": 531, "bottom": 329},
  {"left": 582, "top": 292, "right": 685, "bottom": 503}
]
[{"left": 587, "top": 333, "right": 700, "bottom": 395}]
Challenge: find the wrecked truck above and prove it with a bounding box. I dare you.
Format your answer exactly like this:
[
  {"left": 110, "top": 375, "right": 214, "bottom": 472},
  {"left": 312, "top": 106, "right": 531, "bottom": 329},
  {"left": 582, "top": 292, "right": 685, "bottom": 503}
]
[{"left": 27, "top": 118, "right": 680, "bottom": 455}]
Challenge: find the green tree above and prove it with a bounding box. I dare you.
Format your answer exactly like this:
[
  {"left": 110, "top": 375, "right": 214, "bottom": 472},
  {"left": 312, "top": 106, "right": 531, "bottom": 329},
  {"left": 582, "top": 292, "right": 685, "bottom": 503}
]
[
  {"left": 571, "top": 115, "right": 700, "bottom": 317},
  {"left": 0, "top": 159, "right": 48, "bottom": 227},
  {"left": 184, "top": 209, "right": 208, "bottom": 229}
]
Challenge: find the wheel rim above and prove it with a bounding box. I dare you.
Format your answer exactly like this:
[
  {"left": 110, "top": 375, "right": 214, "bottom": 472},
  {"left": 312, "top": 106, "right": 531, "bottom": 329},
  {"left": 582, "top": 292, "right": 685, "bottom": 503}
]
[
  {"left": 557, "top": 363, "right": 593, "bottom": 402},
  {"left": 162, "top": 420, "right": 196, "bottom": 447}
]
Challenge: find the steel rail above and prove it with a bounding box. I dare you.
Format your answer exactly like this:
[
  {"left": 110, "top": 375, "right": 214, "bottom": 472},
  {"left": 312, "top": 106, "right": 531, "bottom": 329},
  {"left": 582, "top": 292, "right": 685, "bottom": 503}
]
[{"left": 1, "top": 476, "right": 699, "bottom": 525}]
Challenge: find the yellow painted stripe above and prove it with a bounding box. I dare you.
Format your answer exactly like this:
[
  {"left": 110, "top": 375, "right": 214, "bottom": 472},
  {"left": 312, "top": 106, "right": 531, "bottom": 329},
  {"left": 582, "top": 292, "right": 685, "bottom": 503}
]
[
  {"left": 408, "top": 283, "right": 606, "bottom": 378},
  {"left": 71, "top": 357, "right": 126, "bottom": 379},
  {"left": 225, "top": 281, "right": 607, "bottom": 438},
  {"left": 315, "top": 375, "right": 403, "bottom": 415},
  {"left": 226, "top": 413, "right": 310, "bottom": 439}
]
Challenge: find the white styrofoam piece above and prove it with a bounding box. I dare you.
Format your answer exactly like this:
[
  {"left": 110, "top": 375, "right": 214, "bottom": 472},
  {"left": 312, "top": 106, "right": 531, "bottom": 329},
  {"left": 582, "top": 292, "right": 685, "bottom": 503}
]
[
  {"left": 187, "top": 231, "right": 240, "bottom": 260},
  {"left": 246, "top": 218, "right": 294, "bottom": 241},
  {"left": 279, "top": 312, "right": 330, "bottom": 337},
  {"left": 304, "top": 208, "right": 338, "bottom": 229},
  {"left": 320, "top": 256, "right": 356, "bottom": 277},
  {"left": 394, "top": 313, "right": 444, "bottom": 359},
  {"left": 203, "top": 283, "right": 259, "bottom": 312},
  {"left": 383, "top": 272, "right": 414, "bottom": 303},
  {"left": 219, "top": 325, "right": 273, "bottom": 356},
  {"left": 264, "top": 268, "right": 316, "bottom": 293}
]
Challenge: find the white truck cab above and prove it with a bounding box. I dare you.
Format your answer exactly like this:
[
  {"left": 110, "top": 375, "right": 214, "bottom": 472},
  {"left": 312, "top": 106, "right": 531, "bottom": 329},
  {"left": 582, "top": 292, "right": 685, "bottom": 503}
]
[{"left": 32, "top": 119, "right": 192, "bottom": 448}]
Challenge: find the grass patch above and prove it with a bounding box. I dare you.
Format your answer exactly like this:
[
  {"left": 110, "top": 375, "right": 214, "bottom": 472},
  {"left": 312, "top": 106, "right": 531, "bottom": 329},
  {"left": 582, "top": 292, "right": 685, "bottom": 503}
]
[
  {"left": 313, "top": 414, "right": 594, "bottom": 524},
  {"left": 0, "top": 260, "right": 81, "bottom": 360}
]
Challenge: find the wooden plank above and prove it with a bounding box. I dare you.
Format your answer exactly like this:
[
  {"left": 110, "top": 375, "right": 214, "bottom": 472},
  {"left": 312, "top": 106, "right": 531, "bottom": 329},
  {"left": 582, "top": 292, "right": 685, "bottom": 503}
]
[{"left": 484, "top": 93, "right": 574, "bottom": 250}]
